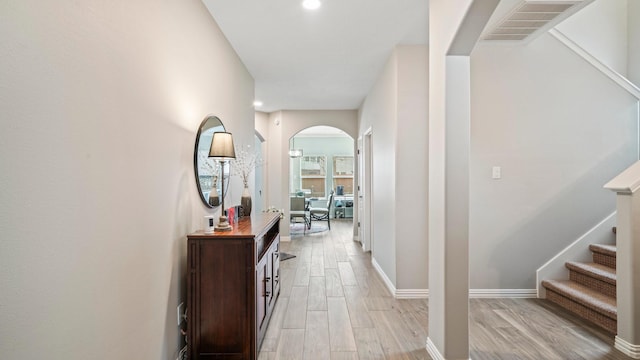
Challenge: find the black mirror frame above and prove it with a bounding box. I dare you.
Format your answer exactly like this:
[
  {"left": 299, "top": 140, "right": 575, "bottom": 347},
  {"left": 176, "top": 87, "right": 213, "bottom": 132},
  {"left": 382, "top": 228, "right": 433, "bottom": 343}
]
[{"left": 194, "top": 115, "right": 229, "bottom": 208}]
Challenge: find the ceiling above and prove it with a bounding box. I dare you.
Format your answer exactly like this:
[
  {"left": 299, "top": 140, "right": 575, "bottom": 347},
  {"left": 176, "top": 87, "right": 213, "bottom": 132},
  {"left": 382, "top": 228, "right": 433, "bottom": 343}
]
[{"left": 203, "top": 0, "right": 429, "bottom": 112}]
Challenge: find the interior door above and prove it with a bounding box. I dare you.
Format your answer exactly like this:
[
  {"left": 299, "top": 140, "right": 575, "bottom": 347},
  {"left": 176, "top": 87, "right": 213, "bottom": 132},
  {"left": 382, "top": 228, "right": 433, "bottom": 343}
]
[
  {"left": 359, "top": 130, "right": 372, "bottom": 252},
  {"left": 254, "top": 133, "right": 264, "bottom": 214}
]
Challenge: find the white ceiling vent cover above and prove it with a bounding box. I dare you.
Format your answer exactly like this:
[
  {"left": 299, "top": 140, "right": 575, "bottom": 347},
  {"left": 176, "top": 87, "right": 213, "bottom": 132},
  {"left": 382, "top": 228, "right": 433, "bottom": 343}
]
[{"left": 482, "top": 0, "right": 589, "bottom": 42}]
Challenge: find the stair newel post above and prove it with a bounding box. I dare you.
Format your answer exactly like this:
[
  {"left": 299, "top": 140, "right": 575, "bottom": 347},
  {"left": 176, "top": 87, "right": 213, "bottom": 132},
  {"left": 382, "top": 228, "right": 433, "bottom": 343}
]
[{"left": 604, "top": 160, "right": 640, "bottom": 359}]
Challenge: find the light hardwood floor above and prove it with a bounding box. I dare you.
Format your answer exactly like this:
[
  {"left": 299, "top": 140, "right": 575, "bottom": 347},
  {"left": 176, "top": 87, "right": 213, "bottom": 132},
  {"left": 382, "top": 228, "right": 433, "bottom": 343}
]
[{"left": 259, "top": 220, "right": 631, "bottom": 360}]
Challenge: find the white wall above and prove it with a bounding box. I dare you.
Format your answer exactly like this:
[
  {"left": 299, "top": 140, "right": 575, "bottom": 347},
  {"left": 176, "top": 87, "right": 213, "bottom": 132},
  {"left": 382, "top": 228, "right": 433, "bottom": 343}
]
[
  {"left": 629, "top": 0, "right": 640, "bottom": 86},
  {"left": 359, "top": 50, "right": 399, "bottom": 286},
  {"left": 556, "top": 0, "right": 629, "bottom": 76},
  {"left": 255, "top": 111, "right": 270, "bottom": 211},
  {"left": 470, "top": 33, "right": 639, "bottom": 290},
  {"left": 428, "top": 0, "right": 474, "bottom": 357},
  {"left": 0, "top": 1, "right": 254, "bottom": 359},
  {"left": 394, "top": 46, "right": 429, "bottom": 290},
  {"left": 358, "top": 45, "right": 429, "bottom": 291}
]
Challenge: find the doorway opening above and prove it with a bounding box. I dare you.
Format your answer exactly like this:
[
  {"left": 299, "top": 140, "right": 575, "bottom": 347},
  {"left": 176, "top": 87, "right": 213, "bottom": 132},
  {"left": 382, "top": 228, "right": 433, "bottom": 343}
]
[{"left": 288, "top": 126, "right": 355, "bottom": 237}]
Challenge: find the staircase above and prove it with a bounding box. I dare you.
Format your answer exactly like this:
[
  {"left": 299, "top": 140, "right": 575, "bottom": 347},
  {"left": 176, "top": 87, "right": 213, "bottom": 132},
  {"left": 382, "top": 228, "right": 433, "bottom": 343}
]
[{"left": 541, "top": 229, "right": 617, "bottom": 333}]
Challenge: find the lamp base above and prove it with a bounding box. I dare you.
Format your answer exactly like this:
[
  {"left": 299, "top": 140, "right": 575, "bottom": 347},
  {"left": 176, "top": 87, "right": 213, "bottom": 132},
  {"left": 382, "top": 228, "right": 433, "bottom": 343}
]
[{"left": 214, "top": 215, "right": 233, "bottom": 231}]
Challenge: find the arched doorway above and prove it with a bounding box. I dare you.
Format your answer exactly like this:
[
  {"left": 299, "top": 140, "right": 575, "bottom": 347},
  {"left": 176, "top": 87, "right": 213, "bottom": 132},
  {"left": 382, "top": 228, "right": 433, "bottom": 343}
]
[{"left": 288, "top": 126, "right": 355, "bottom": 237}]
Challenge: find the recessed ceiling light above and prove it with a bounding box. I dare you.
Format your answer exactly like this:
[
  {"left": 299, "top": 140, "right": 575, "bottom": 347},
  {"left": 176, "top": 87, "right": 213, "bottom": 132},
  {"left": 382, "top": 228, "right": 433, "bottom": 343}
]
[
  {"left": 253, "top": 100, "right": 263, "bottom": 107},
  {"left": 302, "top": 0, "right": 321, "bottom": 10}
]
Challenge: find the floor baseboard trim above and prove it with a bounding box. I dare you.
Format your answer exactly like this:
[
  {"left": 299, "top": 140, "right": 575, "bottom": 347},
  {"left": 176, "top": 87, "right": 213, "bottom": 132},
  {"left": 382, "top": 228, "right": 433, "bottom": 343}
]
[
  {"left": 426, "top": 338, "right": 472, "bottom": 360},
  {"left": 426, "top": 338, "right": 445, "bottom": 360},
  {"left": 280, "top": 235, "right": 291, "bottom": 242},
  {"left": 615, "top": 336, "right": 640, "bottom": 359},
  {"left": 469, "top": 289, "right": 537, "bottom": 298},
  {"left": 371, "top": 258, "right": 396, "bottom": 297},
  {"left": 396, "top": 289, "right": 429, "bottom": 299}
]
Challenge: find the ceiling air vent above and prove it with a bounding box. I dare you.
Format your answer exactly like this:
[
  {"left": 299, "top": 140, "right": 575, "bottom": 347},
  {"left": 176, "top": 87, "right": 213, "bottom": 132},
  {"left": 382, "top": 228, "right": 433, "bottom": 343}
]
[{"left": 482, "top": 1, "right": 587, "bottom": 42}]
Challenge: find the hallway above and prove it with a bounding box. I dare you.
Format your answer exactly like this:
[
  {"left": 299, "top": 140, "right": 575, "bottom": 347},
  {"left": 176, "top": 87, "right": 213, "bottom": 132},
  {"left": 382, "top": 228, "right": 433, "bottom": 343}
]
[{"left": 259, "top": 220, "right": 630, "bottom": 360}]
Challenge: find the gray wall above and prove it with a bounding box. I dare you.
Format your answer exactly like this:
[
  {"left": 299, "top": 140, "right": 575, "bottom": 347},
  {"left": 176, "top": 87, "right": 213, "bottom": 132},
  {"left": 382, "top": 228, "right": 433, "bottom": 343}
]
[
  {"left": 358, "top": 45, "right": 429, "bottom": 291},
  {"left": 470, "top": 33, "right": 639, "bottom": 290},
  {"left": 359, "top": 50, "right": 399, "bottom": 286},
  {"left": 0, "top": 0, "right": 255, "bottom": 358},
  {"left": 394, "top": 46, "right": 429, "bottom": 290},
  {"left": 629, "top": 0, "right": 640, "bottom": 86}
]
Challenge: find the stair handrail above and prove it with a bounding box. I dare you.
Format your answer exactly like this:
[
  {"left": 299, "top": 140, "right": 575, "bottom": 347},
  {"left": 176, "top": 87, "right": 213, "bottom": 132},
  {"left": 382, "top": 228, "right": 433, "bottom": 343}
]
[
  {"left": 549, "top": 28, "right": 640, "bottom": 100},
  {"left": 604, "top": 161, "right": 640, "bottom": 194}
]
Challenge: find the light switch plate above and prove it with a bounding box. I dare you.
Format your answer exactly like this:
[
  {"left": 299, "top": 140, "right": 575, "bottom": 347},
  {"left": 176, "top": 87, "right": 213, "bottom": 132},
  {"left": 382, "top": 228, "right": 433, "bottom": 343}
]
[
  {"left": 492, "top": 166, "right": 501, "bottom": 179},
  {"left": 177, "top": 302, "right": 185, "bottom": 326}
]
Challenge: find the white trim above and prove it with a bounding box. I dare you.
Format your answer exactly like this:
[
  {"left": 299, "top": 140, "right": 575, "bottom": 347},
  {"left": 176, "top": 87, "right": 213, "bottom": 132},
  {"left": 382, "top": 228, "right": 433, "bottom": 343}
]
[
  {"left": 426, "top": 338, "right": 445, "bottom": 360},
  {"left": 615, "top": 336, "right": 640, "bottom": 359},
  {"left": 469, "top": 289, "right": 536, "bottom": 298},
  {"left": 370, "top": 259, "right": 428, "bottom": 299},
  {"left": 353, "top": 234, "right": 360, "bottom": 241},
  {"left": 280, "top": 235, "right": 291, "bottom": 242},
  {"left": 396, "top": 289, "right": 429, "bottom": 299},
  {"left": 604, "top": 161, "right": 640, "bottom": 194},
  {"left": 549, "top": 29, "right": 640, "bottom": 100},
  {"left": 371, "top": 257, "right": 396, "bottom": 296},
  {"left": 536, "top": 212, "right": 616, "bottom": 298}
]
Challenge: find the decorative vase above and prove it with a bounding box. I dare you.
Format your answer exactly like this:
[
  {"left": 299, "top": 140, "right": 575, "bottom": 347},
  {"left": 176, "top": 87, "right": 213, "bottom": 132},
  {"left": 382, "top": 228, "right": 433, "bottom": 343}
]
[
  {"left": 209, "top": 187, "right": 220, "bottom": 207},
  {"left": 241, "top": 186, "right": 252, "bottom": 217}
]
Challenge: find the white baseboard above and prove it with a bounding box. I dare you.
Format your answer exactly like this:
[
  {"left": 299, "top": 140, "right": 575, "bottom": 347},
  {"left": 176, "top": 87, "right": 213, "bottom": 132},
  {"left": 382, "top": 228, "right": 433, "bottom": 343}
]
[
  {"left": 469, "top": 289, "right": 537, "bottom": 299},
  {"left": 280, "top": 235, "right": 291, "bottom": 242},
  {"left": 426, "top": 337, "right": 472, "bottom": 360},
  {"left": 396, "top": 289, "right": 429, "bottom": 299},
  {"left": 396, "top": 289, "right": 534, "bottom": 299},
  {"left": 371, "top": 259, "right": 428, "bottom": 299},
  {"left": 371, "top": 259, "right": 534, "bottom": 300},
  {"left": 426, "top": 338, "right": 445, "bottom": 360},
  {"left": 371, "top": 258, "right": 396, "bottom": 296},
  {"left": 616, "top": 336, "right": 640, "bottom": 359}
]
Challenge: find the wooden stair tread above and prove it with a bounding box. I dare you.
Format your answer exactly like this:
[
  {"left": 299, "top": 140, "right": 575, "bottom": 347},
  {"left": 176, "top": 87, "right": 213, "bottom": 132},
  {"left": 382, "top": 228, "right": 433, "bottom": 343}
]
[
  {"left": 589, "top": 244, "right": 616, "bottom": 257},
  {"left": 542, "top": 280, "right": 617, "bottom": 320},
  {"left": 565, "top": 261, "right": 616, "bottom": 284}
]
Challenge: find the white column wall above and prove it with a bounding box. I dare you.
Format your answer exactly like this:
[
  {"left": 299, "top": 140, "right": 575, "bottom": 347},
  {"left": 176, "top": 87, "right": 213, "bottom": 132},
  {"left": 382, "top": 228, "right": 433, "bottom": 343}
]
[{"left": 428, "top": 1, "right": 473, "bottom": 358}]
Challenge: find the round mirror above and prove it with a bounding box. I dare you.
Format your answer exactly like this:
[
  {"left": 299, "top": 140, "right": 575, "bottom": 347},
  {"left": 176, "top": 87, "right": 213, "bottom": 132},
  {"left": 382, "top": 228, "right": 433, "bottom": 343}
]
[{"left": 194, "top": 115, "right": 229, "bottom": 208}]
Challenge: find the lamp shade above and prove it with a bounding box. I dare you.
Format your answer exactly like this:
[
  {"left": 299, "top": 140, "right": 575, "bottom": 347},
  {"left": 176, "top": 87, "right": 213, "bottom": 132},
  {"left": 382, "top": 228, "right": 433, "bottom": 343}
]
[{"left": 209, "top": 132, "right": 236, "bottom": 160}]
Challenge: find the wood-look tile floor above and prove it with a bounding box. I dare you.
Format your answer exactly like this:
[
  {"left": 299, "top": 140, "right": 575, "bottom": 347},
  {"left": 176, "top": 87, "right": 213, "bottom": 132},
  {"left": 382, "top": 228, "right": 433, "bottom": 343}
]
[{"left": 259, "top": 220, "right": 631, "bottom": 360}]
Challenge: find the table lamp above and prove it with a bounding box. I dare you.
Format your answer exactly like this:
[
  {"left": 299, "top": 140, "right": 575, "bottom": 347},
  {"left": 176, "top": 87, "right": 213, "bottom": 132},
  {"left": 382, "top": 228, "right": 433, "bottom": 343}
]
[{"left": 209, "top": 131, "right": 236, "bottom": 231}]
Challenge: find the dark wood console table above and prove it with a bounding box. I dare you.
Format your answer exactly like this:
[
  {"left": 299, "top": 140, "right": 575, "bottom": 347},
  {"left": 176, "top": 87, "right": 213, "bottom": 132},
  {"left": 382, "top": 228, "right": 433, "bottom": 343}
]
[{"left": 187, "top": 212, "right": 281, "bottom": 360}]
